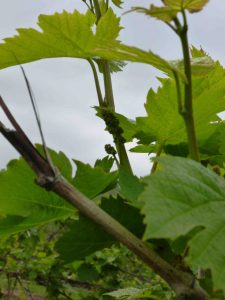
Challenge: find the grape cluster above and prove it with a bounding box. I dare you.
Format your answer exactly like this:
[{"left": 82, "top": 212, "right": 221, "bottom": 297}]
[
  {"left": 105, "top": 144, "right": 117, "bottom": 156},
  {"left": 101, "top": 110, "right": 126, "bottom": 144}
]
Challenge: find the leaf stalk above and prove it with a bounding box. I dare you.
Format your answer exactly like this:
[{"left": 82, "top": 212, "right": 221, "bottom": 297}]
[
  {"left": 87, "top": 59, "right": 104, "bottom": 106},
  {"left": 175, "top": 13, "right": 200, "bottom": 161}
]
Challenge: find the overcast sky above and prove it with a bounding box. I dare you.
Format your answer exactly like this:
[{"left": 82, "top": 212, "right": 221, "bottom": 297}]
[{"left": 0, "top": 0, "right": 224, "bottom": 176}]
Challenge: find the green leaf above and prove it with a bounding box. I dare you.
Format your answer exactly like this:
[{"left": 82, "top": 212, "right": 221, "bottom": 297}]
[
  {"left": 115, "top": 114, "right": 136, "bottom": 142},
  {"left": 94, "top": 155, "right": 115, "bottom": 173},
  {"left": 101, "top": 197, "right": 145, "bottom": 238},
  {"left": 191, "top": 46, "right": 208, "bottom": 58},
  {"left": 73, "top": 160, "right": 118, "bottom": 199},
  {"left": 56, "top": 197, "right": 144, "bottom": 263},
  {"left": 108, "top": 60, "right": 127, "bottom": 73},
  {"left": 95, "top": 8, "right": 121, "bottom": 46},
  {"left": 0, "top": 9, "right": 119, "bottom": 68},
  {"left": 93, "top": 58, "right": 126, "bottom": 73},
  {"left": 36, "top": 145, "right": 73, "bottom": 182},
  {"left": 77, "top": 263, "right": 99, "bottom": 281},
  {"left": 111, "top": 0, "right": 123, "bottom": 8},
  {"left": 130, "top": 6, "right": 179, "bottom": 22},
  {"left": 136, "top": 60, "right": 225, "bottom": 147},
  {"left": 140, "top": 156, "right": 225, "bottom": 292},
  {"left": 55, "top": 215, "right": 114, "bottom": 263},
  {"left": 136, "top": 80, "right": 185, "bottom": 146},
  {"left": 0, "top": 9, "right": 184, "bottom": 81},
  {"left": 131, "top": 1, "right": 209, "bottom": 23},
  {"left": 197, "top": 122, "right": 225, "bottom": 167},
  {"left": 104, "top": 287, "right": 147, "bottom": 299},
  {"left": 99, "top": 0, "right": 108, "bottom": 15},
  {"left": 118, "top": 170, "right": 145, "bottom": 208},
  {"left": 129, "top": 144, "right": 157, "bottom": 154},
  {"left": 94, "top": 44, "right": 185, "bottom": 80},
  {"left": 164, "top": 142, "right": 189, "bottom": 157},
  {"left": 164, "top": 0, "right": 209, "bottom": 13},
  {"left": 0, "top": 154, "right": 74, "bottom": 237},
  {"left": 171, "top": 56, "right": 215, "bottom": 77}
]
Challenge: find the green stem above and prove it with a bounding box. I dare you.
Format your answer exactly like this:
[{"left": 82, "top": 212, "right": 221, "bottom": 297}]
[
  {"left": 165, "top": 21, "right": 177, "bottom": 33},
  {"left": 93, "top": 0, "right": 101, "bottom": 21},
  {"left": 116, "top": 141, "right": 133, "bottom": 174},
  {"left": 82, "top": 0, "right": 93, "bottom": 12},
  {"left": 102, "top": 60, "right": 115, "bottom": 110},
  {"left": 151, "top": 143, "right": 164, "bottom": 174},
  {"left": 178, "top": 12, "right": 200, "bottom": 161},
  {"left": 92, "top": 0, "right": 133, "bottom": 174},
  {"left": 101, "top": 60, "right": 133, "bottom": 174},
  {"left": 87, "top": 59, "right": 104, "bottom": 106},
  {"left": 173, "top": 70, "right": 183, "bottom": 114},
  {"left": 89, "top": 0, "right": 94, "bottom": 10}
]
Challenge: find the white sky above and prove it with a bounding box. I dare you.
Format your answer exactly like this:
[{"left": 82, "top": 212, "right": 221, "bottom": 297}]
[{"left": 0, "top": 0, "right": 224, "bottom": 175}]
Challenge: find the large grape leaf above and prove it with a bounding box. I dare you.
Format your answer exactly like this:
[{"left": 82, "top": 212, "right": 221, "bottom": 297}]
[
  {"left": 0, "top": 152, "right": 75, "bottom": 237},
  {"left": 56, "top": 196, "right": 145, "bottom": 263},
  {"left": 0, "top": 9, "right": 119, "bottom": 68},
  {"left": 140, "top": 156, "right": 225, "bottom": 292},
  {"left": 135, "top": 60, "right": 225, "bottom": 148},
  {"left": 0, "top": 9, "right": 183, "bottom": 79}
]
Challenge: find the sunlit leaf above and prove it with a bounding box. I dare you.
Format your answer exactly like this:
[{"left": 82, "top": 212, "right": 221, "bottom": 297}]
[
  {"left": 164, "top": 0, "right": 209, "bottom": 13},
  {"left": 131, "top": 0, "right": 209, "bottom": 23},
  {"left": 135, "top": 60, "right": 225, "bottom": 147},
  {"left": 0, "top": 9, "right": 184, "bottom": 80},
  {"left": 130, "top": 5, "right": 179, "bottom": 22},
  {"left": 191, "top": 46, "right": 207, "bottom": 57},
  {"left": 171, "top": 56, "right": 215, "bottom": 77},
  {"left": 0, "top": 9, "right": 119, "bottom": 68},
  {"left": 93, "top": 44, "right": 184, "bottom": 79}
]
